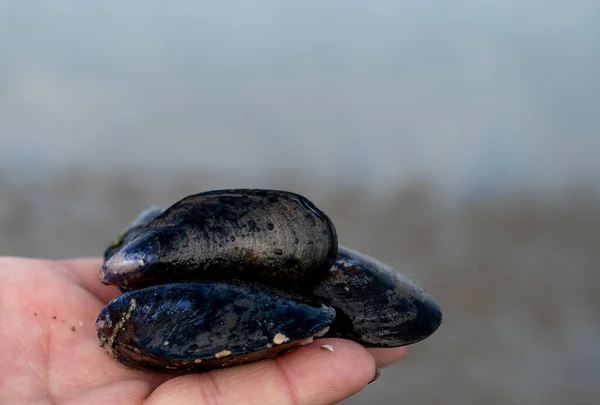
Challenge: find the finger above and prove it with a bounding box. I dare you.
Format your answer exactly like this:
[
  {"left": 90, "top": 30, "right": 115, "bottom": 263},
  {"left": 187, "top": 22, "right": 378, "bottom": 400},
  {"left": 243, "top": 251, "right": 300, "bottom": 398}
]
[
  {"left": 146, "top": 338, "right": 377, "bottom": 405},
  {"left": 368, "top": 347, "right": 408, "bottom": 368},
  {"left": 53, "top": 258, "right": 121, "bottom": 303}
]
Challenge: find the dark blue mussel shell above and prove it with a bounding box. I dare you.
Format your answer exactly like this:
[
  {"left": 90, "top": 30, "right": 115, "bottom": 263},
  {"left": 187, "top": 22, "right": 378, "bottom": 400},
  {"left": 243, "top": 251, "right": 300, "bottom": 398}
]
[
  {"left": 97, "top": 189, "right": 443, "bottom": 373},
  {"left": 97, "top": 282, "right": 335, "bottom": 372},
  {"left": 100, "top": 189, "right": 338, "bottom": 290},
  {"left": 313, "top": 246, "right": 442, "bottom": 347},
  {"left": 104, "top": 206, "right": 164, "bottom": 262}
]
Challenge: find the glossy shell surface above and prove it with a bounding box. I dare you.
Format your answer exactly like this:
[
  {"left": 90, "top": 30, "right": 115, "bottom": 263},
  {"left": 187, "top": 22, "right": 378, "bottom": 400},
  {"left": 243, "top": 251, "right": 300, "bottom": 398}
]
[
  {"left": 313, "top": 246, "right": 442, "bottom": 347},
  {"left": 101, "top": 189, "right": 338, "bottom": 290},
  {"left": 96, "top": 189, "right": 442, "bottom": 373},
  {"left": 97, "top": 282, "right": 334, "bottom": 371}
]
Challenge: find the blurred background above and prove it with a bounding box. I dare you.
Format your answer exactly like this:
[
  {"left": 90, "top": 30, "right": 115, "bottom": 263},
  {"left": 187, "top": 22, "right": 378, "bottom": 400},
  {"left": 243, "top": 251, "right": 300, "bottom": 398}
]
[{"left": 1, "top": 1, "right": 599, "bottom": 404}]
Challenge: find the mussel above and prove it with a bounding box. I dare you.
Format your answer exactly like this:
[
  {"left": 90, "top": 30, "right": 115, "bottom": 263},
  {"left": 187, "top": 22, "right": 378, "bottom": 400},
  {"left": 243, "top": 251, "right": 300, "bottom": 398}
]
[
  {"left": 101, "top": 189, "right": 337, "bottom": 290},
  {"left": 96, "top": 189, "right": 442, "bottom": 372},
  {"left": 96, "top": 282, "right": 335, "bottom": 372}
]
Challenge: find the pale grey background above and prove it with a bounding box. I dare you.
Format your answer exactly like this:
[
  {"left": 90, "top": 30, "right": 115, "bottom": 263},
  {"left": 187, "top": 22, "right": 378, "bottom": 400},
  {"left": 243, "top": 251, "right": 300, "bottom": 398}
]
[{"left": 1, "top": 2, "right": 599, "bottom": 404}]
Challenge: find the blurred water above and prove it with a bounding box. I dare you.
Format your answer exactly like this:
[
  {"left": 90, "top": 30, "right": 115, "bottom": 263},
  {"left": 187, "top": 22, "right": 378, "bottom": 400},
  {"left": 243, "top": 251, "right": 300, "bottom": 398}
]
[
  {"left": 1, "top": 1, "right": 600, "bottom": 196},
  {"left": 1, "top": 2, "right": 600, "bottom": 404}
]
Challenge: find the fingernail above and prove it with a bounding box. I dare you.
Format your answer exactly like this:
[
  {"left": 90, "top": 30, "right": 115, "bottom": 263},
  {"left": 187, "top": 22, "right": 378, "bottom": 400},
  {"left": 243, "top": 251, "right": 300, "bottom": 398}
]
[{"left": 368, "top": 369, "right": 381, "bottom": 385}]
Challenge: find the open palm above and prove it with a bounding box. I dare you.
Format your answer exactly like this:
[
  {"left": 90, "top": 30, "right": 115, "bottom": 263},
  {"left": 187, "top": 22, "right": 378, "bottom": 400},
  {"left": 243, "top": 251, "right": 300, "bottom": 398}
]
[{"left": 0, "top": 257, "right": 406, "bottom": 405}]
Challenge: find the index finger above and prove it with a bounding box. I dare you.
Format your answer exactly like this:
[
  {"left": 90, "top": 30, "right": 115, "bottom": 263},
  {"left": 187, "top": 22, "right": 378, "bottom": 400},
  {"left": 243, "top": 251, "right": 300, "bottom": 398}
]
[{"left": 147, "top": 338, "right": 377, "bottom": 405}]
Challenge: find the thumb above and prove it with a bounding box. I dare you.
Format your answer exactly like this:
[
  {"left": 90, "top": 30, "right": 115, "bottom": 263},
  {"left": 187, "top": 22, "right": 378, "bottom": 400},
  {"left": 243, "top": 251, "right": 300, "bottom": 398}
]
[{"left": 146, "top": 338, "right": 377, "bottom": 405}]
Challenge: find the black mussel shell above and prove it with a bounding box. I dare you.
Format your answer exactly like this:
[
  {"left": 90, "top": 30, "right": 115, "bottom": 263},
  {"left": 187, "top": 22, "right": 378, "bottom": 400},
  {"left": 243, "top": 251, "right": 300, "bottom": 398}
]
[
  {"left": 100, "top": 189, "right": 338, "bottom": 290},
  {"left": 103, "top": 207, "right": 165, "bottom": 293},
  {"left": 96, "top": 189, "right": 444, "bottom": 373},
  {"left": 312, "top": 245, "right": 442, "bottom": 347},
  {"left": 104, "top": 206, "right": 164, "bottom": 261},
  {"left": 96, "top": 282, "right": 335, "bottom": 372}
]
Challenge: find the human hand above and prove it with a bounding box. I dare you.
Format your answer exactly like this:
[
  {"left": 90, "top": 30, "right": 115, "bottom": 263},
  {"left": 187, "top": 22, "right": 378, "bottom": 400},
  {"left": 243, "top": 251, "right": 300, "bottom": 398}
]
[{"left": 0, "top": 257, "right": 406, "bottom": 405}]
